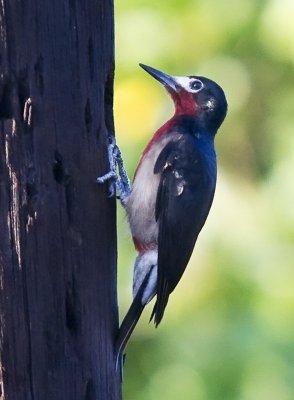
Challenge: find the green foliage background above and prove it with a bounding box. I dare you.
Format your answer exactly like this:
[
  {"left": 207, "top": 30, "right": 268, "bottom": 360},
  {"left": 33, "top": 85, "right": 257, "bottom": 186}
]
[{"left": 114, "top": 0, "right": 294, "bottom": 398}]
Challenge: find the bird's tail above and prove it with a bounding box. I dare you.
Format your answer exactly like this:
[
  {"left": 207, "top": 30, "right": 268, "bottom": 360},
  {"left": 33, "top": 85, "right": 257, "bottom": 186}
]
[
  {"left": 149, "top": 278, "right": 170, "bottom": 327},
  {"left": 115, "top": 293, "right": 145, "bottom": 371},
  {"left": 115, "top": 267, "right": 154, "bottom": 370}
]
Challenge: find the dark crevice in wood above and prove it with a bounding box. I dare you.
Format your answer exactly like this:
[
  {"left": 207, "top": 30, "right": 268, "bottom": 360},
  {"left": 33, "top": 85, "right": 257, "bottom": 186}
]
[
  {"left": 0, "top": 80, "right": 13, "bottom": 119},
  {"left": 34, "top": 54, "right": 44, "bottom": 96},
  {"left": 85, "top": 379, "right": 95, "bottom": 400},
  {"left": 104, "top": 63, "right": 115, "bottom": 135},
  {"left": 84, "top": 98, "right": 92, "bottom": 133},
  {"left": 53, "top": 151, "right": 70, "bottom": 185},
  {"left": 65, "top": 280, "right": 80, "bottom": 334}
]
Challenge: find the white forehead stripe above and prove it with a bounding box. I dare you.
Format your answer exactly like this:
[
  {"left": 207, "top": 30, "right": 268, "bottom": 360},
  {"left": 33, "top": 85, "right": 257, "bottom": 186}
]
[{"left": 174, "top": 76, "right": 203, "bottom": 93}]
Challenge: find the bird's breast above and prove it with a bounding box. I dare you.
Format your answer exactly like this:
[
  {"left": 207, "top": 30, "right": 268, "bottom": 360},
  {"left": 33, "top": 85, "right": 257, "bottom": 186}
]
[{"left": 125, "top": 134, "right": 178, "bottom": 248}]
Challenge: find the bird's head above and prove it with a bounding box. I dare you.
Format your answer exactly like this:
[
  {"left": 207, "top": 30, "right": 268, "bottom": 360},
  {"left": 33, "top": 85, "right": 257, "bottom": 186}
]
[{"left": 139, "top": 63, "right": 228, "bottom": 134}]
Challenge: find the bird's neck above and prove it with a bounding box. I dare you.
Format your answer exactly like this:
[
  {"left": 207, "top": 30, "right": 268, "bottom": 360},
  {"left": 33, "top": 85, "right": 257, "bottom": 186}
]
[
  {"left": 140, "top": 117, "right": 175, "bottom": 157},
  {"left": 133, "top": 119, "right": 174, "bottom": 178},
  {"left": 134, "top": 114, "right": 213, "bottom": 178}
]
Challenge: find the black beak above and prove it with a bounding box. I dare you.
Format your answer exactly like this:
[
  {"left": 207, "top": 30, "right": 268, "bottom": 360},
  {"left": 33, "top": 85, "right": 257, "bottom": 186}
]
[{"left": 139, "top": 64, "right": 178, "bottom": 91}]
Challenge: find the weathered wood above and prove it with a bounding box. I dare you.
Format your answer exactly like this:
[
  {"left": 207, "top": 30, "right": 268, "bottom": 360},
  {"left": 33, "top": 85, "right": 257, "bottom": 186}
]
[{"left": 0, "top": 1, "right": 121, "bottom": 399}]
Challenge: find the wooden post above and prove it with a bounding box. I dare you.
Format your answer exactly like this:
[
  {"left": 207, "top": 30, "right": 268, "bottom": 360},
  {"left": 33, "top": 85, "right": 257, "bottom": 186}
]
[{"left": 0, "top": 0, "right": 121, "bottom": 399}]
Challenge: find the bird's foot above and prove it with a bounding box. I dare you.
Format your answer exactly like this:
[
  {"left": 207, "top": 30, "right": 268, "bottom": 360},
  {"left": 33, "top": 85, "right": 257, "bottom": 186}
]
[{"left": 97, "top": 136, "right": 131, "bottom": 206}]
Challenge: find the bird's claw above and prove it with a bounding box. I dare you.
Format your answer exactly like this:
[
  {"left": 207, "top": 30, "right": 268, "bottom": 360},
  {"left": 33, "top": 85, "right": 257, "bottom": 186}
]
[
  {"left": 97, "top": 135, "right": 131, "bottom": 205},
  {"left": 96, "top": 136, "right": 118, "bottom": 197}
]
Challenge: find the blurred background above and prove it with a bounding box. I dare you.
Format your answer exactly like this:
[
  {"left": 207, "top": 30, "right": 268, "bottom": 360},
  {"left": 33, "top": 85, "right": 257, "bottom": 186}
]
[{"left": 114, "top": 0, "right": 294, "bottom": 398}]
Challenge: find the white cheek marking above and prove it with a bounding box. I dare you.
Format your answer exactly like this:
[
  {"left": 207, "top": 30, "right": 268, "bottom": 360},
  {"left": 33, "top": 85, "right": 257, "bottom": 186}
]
[
  {"left": 174, "top": 76, "right": 203, "bottom": 93},
  {"left": 174, "top": 76, "right": 192, "bottom": 91}
]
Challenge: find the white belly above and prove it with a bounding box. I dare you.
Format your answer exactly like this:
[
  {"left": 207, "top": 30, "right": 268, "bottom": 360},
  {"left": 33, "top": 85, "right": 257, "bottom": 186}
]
[{"left": 125, "top": 135, "right": 174, "bottom": 245}]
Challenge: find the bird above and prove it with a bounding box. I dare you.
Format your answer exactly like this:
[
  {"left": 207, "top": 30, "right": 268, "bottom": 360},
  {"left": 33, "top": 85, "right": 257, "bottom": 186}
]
[{"left": 97, "top": 63, "right": 228, "bottom": 367}]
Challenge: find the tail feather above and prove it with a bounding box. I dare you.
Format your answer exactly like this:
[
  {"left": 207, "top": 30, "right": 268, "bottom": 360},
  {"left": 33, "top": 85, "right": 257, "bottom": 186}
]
[
  {"left": 115, "top": 267, "right": 155, "bottom": 370},
  {"left": 149, "top": 278, "right": 170, "bottom": 327},
  {"left": 115, "top": 294, "right": 145, "bottom": 370}
]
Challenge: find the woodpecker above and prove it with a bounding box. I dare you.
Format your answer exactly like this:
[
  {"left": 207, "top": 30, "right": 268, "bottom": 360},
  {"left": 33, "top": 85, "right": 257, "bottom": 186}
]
[{"left": 98, "top": 64, "right": 227, "bottom": 367}]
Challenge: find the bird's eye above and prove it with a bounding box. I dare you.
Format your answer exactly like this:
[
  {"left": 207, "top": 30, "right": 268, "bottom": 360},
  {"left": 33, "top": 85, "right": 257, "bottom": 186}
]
[{"left": 190, "top": 79, "right": 203, "bottom": 92}]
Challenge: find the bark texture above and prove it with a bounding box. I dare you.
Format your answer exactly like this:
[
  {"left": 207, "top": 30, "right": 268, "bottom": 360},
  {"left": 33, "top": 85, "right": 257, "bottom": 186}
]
[{"left": 0, "top": 1, "right": 121, "bottom": 399}]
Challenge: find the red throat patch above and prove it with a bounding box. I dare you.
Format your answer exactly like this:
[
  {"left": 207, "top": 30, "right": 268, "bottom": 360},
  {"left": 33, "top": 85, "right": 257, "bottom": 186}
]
[
  {"left": 134, "top": 88, "right": 198, "bottom": 178},
  {"left": 169, "top": 89, "right": 198, "bottom": 116}
]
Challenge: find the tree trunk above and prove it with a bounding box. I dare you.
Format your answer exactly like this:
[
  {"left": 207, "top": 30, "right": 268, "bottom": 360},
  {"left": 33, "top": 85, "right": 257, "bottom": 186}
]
[{"left": 0, "top": 1, "right": 121, "bottom": 399}]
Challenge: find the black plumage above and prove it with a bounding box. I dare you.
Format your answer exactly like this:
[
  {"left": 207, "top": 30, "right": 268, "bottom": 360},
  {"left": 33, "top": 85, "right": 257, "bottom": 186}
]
[
  {"left": 114, "top": 64, "right": 228, "bottom": 368},
  {"left": 151, "top": 128, "right": 217, "bottom": 325}
]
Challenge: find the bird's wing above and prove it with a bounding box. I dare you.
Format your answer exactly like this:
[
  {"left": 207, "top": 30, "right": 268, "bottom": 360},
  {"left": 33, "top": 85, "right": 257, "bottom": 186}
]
[{"left": 150, "top": 134, "right": 216, "bottom": 326}]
